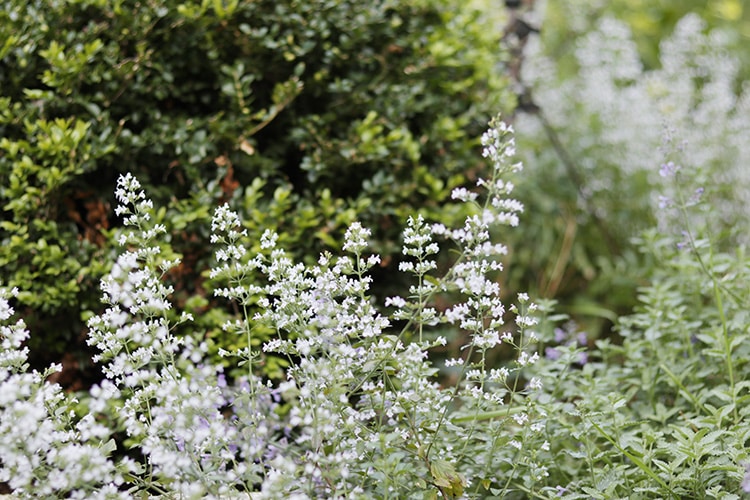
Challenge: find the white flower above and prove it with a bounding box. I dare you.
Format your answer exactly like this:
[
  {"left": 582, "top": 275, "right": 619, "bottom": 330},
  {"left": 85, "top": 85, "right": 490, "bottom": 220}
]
[
  {"left": 512, "top": 412, "right": 529, "bottom": 426},
  {"left": 489, "top": 367, "right": 509, "bottom": 382},
  {"left": 517, "top": 351, "right": 540, "bottom": 367},
  {"left": 260, "top": 229, "right": 278, "bottom": 249},
  {"left": 451, "top": 187, "right": 479, "bottom": 202},
  {"left": 342, "top": 222, "right": 371, "bottom": 253},
  {"left": 385, "top": 296, "right": 407, "bottom": 308}
]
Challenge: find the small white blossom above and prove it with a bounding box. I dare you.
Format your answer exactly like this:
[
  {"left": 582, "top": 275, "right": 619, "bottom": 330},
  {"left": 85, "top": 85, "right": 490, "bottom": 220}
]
[
  {"left": 451, "top": 187, "right": 479, "bottom": 202},
  {"left": 528, "top": 377, "right": 543, "bottom": 390},
  {"left": 342, "top": 222, "right": 371, "bottom": 253},
  {"left": 513, "top": 412, "right": 529, "bottom": 426},
  {"left": 385, "top": 296, "right": 407, "bottom": 308}
]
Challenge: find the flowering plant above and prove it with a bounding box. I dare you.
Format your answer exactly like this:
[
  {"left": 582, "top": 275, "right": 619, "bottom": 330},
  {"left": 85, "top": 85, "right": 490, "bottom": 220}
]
[{"left": 1, "top": 118, "right": 552, "bottom": 498}]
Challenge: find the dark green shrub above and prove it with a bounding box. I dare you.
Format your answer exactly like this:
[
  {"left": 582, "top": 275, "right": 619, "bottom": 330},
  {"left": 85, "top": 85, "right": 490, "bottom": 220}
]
[{"left": 0, "top": 0, "right": 513, "bottom": 375}]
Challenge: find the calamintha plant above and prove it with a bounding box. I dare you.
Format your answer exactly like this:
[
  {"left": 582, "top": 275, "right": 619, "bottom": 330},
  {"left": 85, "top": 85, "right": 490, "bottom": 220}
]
[
  {"left": 526, "top": 134, "right": 750, "bottom": 499},
  {"left": 1, "top": 117, "right": 551, "bottom": 498}
]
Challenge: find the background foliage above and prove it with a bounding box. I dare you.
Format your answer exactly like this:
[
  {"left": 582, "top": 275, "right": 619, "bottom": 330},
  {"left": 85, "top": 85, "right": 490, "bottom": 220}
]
[
  {"left": 507, "top": 0, "right": 749, "bottom": 338},
  {"left": 2, "top": 0, "right": 747, "bottom": 405},
  {"left": 2, "top": 0, "right": 750, "bottom": 497},
  {"left": 0, "top": 0, "right": 513, "bottom": 377}
]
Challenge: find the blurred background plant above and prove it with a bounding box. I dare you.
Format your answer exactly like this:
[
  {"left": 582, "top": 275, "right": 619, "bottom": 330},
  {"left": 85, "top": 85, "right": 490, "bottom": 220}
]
[
  {"left": 507, "top": 0, "right": 749, "bottom": 340},
  {"left": 509, "top": 1, "right": 750, "bottom": 495}
]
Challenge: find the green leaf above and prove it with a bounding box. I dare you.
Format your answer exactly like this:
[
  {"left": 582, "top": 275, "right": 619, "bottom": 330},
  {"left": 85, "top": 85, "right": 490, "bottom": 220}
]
[
  {"left": 430, "top": 459, "right": 466, "bottom": 499},
  {"left": 100, "top": 438, "right": 117, "bottom": 455}
]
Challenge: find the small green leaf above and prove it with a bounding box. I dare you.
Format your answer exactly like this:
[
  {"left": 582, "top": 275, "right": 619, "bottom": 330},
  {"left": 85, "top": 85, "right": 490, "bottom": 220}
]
[
  {"left": 100, "top": 438, "right": 117, "bottom": 455},
  {"left": 430, "top": 459, "right": 466, "bottom": 498}
]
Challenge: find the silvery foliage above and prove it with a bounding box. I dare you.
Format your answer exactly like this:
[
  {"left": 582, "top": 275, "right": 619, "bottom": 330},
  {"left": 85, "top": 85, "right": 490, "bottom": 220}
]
[{"left": 517, "top": 10, "right": 750, "bottom": 240}]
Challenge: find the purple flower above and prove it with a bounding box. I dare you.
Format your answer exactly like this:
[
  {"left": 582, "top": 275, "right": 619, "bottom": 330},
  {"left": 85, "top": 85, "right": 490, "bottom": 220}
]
[
  {"left": 554, "top": 328, "right": 567, "bottom": 343},
  {"left": 576, "top": 332, "right": 588, "bottom": 346},
  {"left": 742, "top": 463, "right": 750, "bottom": 492},
  {"left": 577, "top": 352, "right": 588, "bottom": 366},
  {"left": 688, "top": 187, "right": 704, "bottom": 205},
  {"left": 658, "top": 195, "right": 672, "bottom": 209},
  {"left": 659, "top": 161, "right": 680, "bottom": 177}
]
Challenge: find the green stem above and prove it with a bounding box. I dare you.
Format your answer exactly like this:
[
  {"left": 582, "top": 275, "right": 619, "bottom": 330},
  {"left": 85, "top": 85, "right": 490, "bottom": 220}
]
[
  {"left": 658, "top": 362, "right": 706, "bottom": 415},
  {"left": 242, "top": 301, "right": 255, "bottom": 397},
  {"left": 674, "top": 176, "right": 737, "bottom": 422}
]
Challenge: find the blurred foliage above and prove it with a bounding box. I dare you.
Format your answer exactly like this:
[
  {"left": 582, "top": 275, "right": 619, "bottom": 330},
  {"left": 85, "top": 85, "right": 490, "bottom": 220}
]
[
  {"left": 504, "top": 0, "right": 749, "bottom": 339},
  {"left": 0, "top": 0, "right": 515, "bottom": 378},
  {"left": 615, "top": 0, "right": 749, "bottom": 77},
  {"left": 542, "top": 0, "right": 750, "bottom": 78}
]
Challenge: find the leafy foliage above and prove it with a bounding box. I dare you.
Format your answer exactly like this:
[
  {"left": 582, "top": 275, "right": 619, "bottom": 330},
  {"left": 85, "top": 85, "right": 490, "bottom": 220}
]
[
  {"left": 532, "top": 225, "right": 750, "bottom": 498},
  {"left": 3, "top": 1, "right": 750, "bottom": 498},
  {"left": 1, "top": 119, "right": 556, "bottom": 498},
  {"left": 0, "top": 0, "right": 513, "bottom": 369}
]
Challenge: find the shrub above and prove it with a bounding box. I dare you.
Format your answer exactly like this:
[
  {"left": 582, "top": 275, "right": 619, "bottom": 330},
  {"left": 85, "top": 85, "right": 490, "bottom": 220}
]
[{"left": 0, "top": 0, "right": 513, "bottom": 371}]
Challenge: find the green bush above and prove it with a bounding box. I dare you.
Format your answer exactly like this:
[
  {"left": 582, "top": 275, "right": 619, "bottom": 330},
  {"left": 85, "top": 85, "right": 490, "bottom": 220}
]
[{"left": 0, "top": 0, "right": 513, "bottom": 371}]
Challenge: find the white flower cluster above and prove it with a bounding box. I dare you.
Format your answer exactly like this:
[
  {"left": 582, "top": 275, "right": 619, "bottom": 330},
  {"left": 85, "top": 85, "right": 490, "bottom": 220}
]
[
  {"left": 388, "top": 214, "right": 440, "bottom": 334},
  {"left": 0, "top": 287, "right": 127, "bottom": 499},
  {"left": 252, "top": 226, "right": 444, "bottom": 495},
  {"left": 439, "top": 119, "right": 530, "bottom": 355},
  {"left": 1, "top": 117, "right": 549, "bottom": 497},
  {"left": 85, "top": 174, "right": 247, "bottom": 497},
  {"left": 207, "top": 118, "right": 546, "bottom": 496},
  {"left": 518, "top": 11, "right": 750, "bottom": 242}
]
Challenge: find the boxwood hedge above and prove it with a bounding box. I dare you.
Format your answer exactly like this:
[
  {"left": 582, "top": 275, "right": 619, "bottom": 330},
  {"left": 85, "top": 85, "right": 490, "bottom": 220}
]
[{"left": 0, "top": 0, "right": 514, "bottom": 378}]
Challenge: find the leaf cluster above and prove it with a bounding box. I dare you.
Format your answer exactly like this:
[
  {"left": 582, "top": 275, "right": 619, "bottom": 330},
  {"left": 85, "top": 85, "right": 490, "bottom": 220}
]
[{"left": 531, "top": 227, "right": 750, "bottom": 498}]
